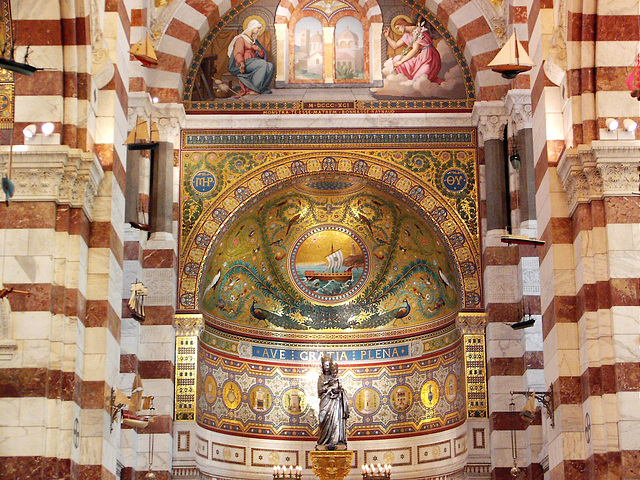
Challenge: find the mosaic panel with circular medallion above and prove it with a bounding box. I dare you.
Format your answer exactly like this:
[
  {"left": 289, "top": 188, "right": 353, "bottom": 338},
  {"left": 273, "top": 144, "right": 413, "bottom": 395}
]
[
  {"left": 444, "top": 373, "right": 457, "bottom": 403},
  {"left": 282, "top": 388, "right": 307, "bottom": 415},
  {"left": 390, "top": 385, "right": 413, "bottom": 412},
  {"left": 222, "top": 381, "right": 242, "bottom": 409},
  {"left": 421, "top": 380, "right": 439, "bottom": 408},
  {"left": 288, "top": 225, "right": 370, "bottom": 304},
  {"left": 249, "top": 385, "right": 273, "bottom": 413},
  {"left": 204, "top": 375, "right": 217, "bottom": 404},
  {"left": 354, "top": 387, "right": 381, "bottom": 415}
]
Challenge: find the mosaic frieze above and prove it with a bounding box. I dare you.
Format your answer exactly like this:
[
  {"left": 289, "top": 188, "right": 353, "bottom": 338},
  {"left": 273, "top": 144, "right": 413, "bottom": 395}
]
[{"left": 196, "top": 340, "right": 466, "bottom": 438}]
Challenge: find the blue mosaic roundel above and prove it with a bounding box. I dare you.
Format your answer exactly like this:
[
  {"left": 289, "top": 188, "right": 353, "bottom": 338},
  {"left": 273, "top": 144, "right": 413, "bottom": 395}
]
[
  {"left": 441, "top": 168, "right": 467, "bottom": 193},
  {"left": 191, "top": 170, "right": 216, "bottom": 194}
]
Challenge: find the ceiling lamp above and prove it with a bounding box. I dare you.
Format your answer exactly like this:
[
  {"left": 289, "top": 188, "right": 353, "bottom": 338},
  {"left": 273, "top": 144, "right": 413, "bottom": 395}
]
[{"left": 488, "top": 32, "right": 534, "bottom": 79}]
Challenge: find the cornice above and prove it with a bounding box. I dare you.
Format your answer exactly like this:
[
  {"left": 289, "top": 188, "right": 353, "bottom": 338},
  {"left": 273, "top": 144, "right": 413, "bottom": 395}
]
[
  {"left": 557, "top": 141, "right": 640, "bottom": 215},
  {"left": 0, "top": 145, "right": 104, "bottom": 221}
]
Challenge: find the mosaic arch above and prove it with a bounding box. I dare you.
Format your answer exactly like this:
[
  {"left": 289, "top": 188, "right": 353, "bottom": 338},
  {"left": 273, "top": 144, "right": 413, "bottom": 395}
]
[
  {"left": 179, "top": 128, "right": 481, "bottom": 342},
  {"left": 181, "top": 0, "right": 476, "bottom": 114}
]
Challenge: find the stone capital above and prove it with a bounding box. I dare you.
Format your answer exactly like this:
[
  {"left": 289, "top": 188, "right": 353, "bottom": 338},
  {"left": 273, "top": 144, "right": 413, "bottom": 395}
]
[
  {"left": 456, "top": 312, "right": 487, "bottom": 335},
  {"left": 506, "top": 90, "right": 533, "bottom": 132},
  {"left": 558, "top": 141, "right": 640, "bottom": 214},
  {"left": 472, "top": 101, "right": 508, "bottom": 143},
  {"left": 0, "top": 145, "right": 104, "bottom": 221}
]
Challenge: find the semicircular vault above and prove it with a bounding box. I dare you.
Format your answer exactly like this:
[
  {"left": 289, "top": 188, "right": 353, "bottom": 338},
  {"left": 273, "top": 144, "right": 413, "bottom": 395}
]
[{"left": 198, "top": 177, "right": 459, "bottom": 338}]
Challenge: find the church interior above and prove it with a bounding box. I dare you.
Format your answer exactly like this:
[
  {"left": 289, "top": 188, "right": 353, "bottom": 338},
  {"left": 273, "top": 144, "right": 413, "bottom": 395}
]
[{"left": 1, "top": 0, "right": 639, "bottom": 479}]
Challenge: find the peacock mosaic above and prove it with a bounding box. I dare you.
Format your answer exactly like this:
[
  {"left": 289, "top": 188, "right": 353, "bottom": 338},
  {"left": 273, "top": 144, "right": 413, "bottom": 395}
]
[
  {"left": 199, "top": 183, "right": 460, "bottom": 334},
  {"left": 196, "top": 339, "right": 466, "bottom": 438},
  {"left": 179, "top": 128, "right": 481, "bottom": 339}
]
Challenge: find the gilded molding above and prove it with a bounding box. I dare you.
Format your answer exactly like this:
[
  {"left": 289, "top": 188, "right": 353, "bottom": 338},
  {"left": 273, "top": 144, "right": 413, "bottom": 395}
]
[
  {"left": 174, "top": 313, "right": 204, "bottom": 336},
  {"left": 0, "top": 145, "right": 103, "bottom": 221},
  {"left": 456, "top": 312, "right": 486, "bottom": 335},
  {"left": 558, "top": 142, "right": 640, "bottom": 214}
]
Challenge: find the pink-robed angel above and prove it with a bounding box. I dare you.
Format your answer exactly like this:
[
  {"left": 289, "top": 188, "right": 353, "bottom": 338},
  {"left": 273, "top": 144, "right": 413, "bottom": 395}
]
[{"left": 383, "top": 19, "right": 443, "bottom": 84}]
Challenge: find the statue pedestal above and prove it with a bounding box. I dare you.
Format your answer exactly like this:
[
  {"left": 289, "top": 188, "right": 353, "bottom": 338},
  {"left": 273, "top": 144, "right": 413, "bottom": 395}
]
[{"left": 310, "top": 450, "right": 353, "bottom": 480}]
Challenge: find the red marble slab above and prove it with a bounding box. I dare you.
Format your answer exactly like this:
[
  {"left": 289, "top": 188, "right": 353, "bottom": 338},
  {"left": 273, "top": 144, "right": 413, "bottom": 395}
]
[
  {"left": 487, "top": 357, "right": 525, "bottom": 378},
  {"left": 80, "top": 380, "right": 107, "bottom": 410},
  {"left": 489, "top": 410, "right": 541, "bottom": 432},
  {"left": 142, "top": 249, "right": 176, "bottom": 269},
  {"left": 120, "top": 354, "right": 139, "bottom": 374},
  {"left": 0, "top": 367, "right": 48, "bottom": 397},
  {"left": 142, "top": 305, "right": 176, "bottom": 326},
  {"left": 483, "top": 246, "right": 519, "bottom": 266},
  {"left": 486, "top": 302, "right": 520, "bottom": 323},
  {"left": 0, "top": 202, "right": 57, "bottom": 229},
  {"left": 609, "top": 278, "right": 640, "bottom": 307},
  {"left": 555, "top": 376, "right": 582, "bottom": 404},
  {"left": 139, "top": 360, "right": 175, "bottom": 380},
  {"left": 604, "top": 196, "right": 640, "bottom": 224},
  {"left": 524, "top": 351, "right": 544, "bottom": 369},
  {"left": 615, "top": 362, "right": 640, "bottom": 391}
]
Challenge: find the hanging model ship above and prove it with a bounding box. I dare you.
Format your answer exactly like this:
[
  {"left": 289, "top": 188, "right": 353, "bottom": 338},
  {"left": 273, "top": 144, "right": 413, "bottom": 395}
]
[
  {"left": 487, "top": 32, "right": 534, "bottom": 79},
  {"left": 128, "top": 280, "right": 148, "bottom": 321},
  {"left": 304, "top": 245, "right": 353, "bottom": 282},
  {"left": 121, "top": 374, "right": 156, "bottom": 428}
]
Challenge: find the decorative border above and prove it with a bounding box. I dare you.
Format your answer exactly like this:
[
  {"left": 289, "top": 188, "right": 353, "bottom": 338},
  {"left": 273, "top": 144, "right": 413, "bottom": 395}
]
[
  {"left": 364, "top": 447, "right": 412, "bottom": 466},
  {"left": 196, "top": 436, "right": 209, "bottom": 458},
  {"left": 175, "top": 335, "right": 198, "bottom": 421},
  {"left": 252, "top": 448, "right": 299, "bottom": 467},
  {"left": 177, "top": 431, "right": 191, "bottom": 452},
  {"left": 211, "top": 441, "right": 247, "bottom": 464},
  {"left": 417, "top": 440, "right": 452, "bottom": 464},
  {"left": 463, "top": 334, "right": 487, "bottom": 418},
  {"left": 182, "top": 128, "right": 476, "bottom": 149}
]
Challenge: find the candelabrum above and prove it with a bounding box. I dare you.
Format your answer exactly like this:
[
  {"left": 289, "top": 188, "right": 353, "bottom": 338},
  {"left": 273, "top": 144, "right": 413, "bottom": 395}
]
[
  {"left": 362, "top": 464, "right": 391, "bottom": 479},
  {"left": 273, "top": 465, "right": 302, "bottom": 479}
]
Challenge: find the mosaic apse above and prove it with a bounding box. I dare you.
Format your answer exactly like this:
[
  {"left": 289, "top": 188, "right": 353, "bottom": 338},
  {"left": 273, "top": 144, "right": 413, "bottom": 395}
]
[{"left": 198, "top": 182, "right": 459, "bottom": 335}]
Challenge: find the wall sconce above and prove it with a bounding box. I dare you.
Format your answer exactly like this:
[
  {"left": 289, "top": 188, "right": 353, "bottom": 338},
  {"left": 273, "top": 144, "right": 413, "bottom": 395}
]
[
  {"left": 600, "top": 118, "right": 638, "bottom": 140},
  {"left": 22, "top": 124, "right": 36, "bottom": 139},
  {"left": 623, "top": 118, "right": 638, "bottom": 132},
  {"left": 41, "top": 122, "right": 55, "bottom": 136},
  {"left": 273, "top": 465, "right": 302, "bottom": 479},
  {"left": 362, "top": 464, "right": 391, "bottom": 479},
  {"left": 23, "top": 123, "right": 60, "bottom": 144},
  {"left": 510, "top": 386, "right": 554, "bottom": 427}
]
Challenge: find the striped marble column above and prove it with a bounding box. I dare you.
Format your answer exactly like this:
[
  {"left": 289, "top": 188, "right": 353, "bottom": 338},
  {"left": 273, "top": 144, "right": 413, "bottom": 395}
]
[{"left": 0, "top": 147, "right": 102, "bottom": 478}]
